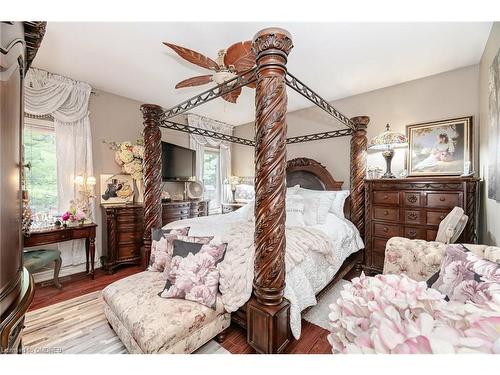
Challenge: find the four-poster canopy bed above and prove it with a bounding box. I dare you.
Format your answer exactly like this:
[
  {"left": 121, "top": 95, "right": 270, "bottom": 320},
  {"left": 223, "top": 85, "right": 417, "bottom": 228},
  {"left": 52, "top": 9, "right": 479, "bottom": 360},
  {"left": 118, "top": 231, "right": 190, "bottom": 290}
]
[{"left": 140, "top": 27, "right": 370, "bottom": 353}]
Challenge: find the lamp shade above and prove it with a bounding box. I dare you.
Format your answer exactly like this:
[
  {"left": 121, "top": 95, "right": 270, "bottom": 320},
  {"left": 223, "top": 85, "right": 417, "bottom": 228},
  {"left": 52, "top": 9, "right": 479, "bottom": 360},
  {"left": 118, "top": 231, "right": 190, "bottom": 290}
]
[
  {"left": 369, "top": 124, "right": 408, "bottom": 150},
  {"left": 74, "top": 175, "right": 85, "bottom": 185}
]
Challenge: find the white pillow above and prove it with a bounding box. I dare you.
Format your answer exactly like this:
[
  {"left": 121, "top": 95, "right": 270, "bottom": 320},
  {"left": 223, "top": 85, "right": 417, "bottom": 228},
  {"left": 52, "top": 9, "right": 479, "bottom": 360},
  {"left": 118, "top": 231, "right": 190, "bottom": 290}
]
[
  {"left": 287, "top": 184, "right": 301, "bottom": 196},
  {"left": 297, "top": 187, "right": 350, "bottom": 218},
  {"left": 285, "top": 195, "right": 306, "bottom": 227},
  {"left": 301, "top": 195, "right": 331, "bottom": 225}
]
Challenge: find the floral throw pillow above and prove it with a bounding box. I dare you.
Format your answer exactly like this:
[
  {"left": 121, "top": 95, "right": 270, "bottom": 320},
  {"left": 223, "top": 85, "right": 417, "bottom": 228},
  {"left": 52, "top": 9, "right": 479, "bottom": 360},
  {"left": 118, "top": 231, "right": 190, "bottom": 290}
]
[
  {"left": 431, "top": 244, "right": 500, "bottom": 304},
  {"left": 148, "top": 227, "right": 191, "bottom": 272},
  {"left": 159, "top": 241, "right": 227, "bottom": 309}
]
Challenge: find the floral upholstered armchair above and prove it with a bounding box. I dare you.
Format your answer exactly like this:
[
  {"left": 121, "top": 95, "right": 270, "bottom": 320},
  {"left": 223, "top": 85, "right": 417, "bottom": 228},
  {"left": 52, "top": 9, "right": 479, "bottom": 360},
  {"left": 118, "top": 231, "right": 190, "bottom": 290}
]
[{"left": 383, "top": 206, "right": 470, "bottom": 281}]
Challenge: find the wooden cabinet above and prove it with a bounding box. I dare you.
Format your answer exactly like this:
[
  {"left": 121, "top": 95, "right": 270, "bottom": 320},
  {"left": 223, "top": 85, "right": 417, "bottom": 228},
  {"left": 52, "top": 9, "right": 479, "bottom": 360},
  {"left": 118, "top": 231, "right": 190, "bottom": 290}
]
[
  {"left": 161, "top": 200, "right": 208, "bottom": 225},
  {"left": 1, "top": 22, "right": 44, "bottom": 354},
  {"left": 101, "top": 205, "right": 143, "bottom": 273},
  {"left": 364, "top": 177, "right": 479, "bottom": 274}
]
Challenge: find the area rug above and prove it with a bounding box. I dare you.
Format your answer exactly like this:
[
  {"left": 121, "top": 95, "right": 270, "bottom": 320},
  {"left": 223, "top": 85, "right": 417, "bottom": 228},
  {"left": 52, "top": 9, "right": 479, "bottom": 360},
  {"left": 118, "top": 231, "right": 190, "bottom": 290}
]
[
  {"left": 303, "top": 279, "right": 349, "bottom": 331},
  {"left": 23, "top": 290, "right": 229, "bottom": 354}
]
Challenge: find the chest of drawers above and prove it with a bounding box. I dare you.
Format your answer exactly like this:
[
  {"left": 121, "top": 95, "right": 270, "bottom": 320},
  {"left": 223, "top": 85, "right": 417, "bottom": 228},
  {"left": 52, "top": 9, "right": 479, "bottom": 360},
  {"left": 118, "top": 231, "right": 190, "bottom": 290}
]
[
  {"left": 161, "top": 200, "right": 209, "bottom": 225},
  {"left": 364, "top": 177, "right": 479, "bottom": 274}
]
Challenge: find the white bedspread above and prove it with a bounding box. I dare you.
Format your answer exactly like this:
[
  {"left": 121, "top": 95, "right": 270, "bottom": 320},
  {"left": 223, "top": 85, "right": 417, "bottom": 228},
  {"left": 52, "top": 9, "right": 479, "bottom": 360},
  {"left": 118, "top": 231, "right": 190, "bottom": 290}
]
[{"left": 164, "top": 208, "right": 363, "bottom": 338}]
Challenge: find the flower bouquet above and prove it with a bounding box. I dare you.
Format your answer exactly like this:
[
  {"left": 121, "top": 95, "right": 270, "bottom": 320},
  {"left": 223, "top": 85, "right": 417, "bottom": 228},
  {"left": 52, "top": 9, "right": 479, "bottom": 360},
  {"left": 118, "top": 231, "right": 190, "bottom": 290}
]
[
  {"left": 61, "top": 204, "right": 86, "bottom": 227},
  {"left": 104, "top": 138, "right": 144, "bottom": 181}
]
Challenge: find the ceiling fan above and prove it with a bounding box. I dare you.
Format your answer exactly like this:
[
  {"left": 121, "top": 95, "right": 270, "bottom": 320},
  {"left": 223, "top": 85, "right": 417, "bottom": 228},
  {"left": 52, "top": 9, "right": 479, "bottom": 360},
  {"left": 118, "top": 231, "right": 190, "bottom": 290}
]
[{"left": 163, "top": 40, "right": 256, "bottom": 103}]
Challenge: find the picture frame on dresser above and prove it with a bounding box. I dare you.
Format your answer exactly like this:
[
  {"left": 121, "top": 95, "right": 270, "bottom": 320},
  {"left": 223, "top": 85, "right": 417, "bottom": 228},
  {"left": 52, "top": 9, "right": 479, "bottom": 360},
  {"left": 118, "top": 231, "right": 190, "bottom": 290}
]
[{"left": 406, "top": 116, "right": 473, "bottom": 177}]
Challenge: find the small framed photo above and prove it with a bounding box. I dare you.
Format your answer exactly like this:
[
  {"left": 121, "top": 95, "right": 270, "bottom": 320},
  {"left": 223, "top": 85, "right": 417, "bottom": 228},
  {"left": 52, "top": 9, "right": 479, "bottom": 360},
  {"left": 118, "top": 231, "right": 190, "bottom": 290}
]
[
  {"left": 406, "top": 116, "right": 473, "bottom": 177},
  {"left": 100, "top": 174, "right": 135, "bottom": 205}
]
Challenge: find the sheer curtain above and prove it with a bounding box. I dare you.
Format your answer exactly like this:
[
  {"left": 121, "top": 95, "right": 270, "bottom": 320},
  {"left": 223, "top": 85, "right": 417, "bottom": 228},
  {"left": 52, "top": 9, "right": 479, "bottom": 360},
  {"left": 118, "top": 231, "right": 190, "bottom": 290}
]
[
  {"left": 187, "top": 114, "right": 233, "bottom": 206},
  {"left": 489, "top": 49, "right": 500, "bottom": 201},
  {"left": 25, "top": 68, "right": 93, "bottom": 266}
]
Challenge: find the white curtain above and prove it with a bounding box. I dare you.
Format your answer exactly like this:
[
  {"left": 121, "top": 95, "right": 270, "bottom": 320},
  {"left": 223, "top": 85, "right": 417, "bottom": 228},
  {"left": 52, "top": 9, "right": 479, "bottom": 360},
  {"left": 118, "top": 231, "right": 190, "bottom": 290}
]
[
  {"left": 25, "top": 68, "right": 93, "bottom": 267},
  {"left": 187, "top": 114, "right": 233, "bottom": 205},
  {"left": 488, "top": 49, "right": 500, "bottom": 201}
]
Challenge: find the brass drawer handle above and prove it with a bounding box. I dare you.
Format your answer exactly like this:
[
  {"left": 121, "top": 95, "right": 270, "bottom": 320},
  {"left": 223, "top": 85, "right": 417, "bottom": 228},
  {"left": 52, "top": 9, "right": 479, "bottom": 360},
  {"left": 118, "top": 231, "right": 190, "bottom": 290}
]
[
  {"left": 383, "top": 227, "right": 388, "bottom": 232},
  {"left": 384, "top": 210, "right": 389, "bottom": 215},
  {"left": 383, "top": 195, "right": 388, "bottom": 200},
  {"left": 439, "top": 214, "right": 445, "bottom": 220},
  {"left": 439, "top": 197, "right": 446, "bottom": 202}
]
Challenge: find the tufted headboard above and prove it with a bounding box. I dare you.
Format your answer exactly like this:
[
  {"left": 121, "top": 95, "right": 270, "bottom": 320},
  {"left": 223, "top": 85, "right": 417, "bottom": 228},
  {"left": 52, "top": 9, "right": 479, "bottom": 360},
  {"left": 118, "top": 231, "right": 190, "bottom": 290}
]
[{"left": 285, "top": 157, "right": 351, "bottom": 219}]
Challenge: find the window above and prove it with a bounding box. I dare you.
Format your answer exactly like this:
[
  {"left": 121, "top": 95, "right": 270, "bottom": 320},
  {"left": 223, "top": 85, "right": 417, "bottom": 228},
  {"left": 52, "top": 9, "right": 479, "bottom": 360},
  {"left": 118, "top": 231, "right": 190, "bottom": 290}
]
[
  {"left": 203, "top": 148, "right": 220, "bottom": 213},
  {"left": 23, "top": 118, "right": 58, "bottom": 218}
]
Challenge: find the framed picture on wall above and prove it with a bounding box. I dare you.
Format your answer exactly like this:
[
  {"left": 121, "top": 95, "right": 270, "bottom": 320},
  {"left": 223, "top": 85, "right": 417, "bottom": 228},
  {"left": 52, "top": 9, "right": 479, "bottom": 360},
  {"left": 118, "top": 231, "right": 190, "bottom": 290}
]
[{"left": 406, "top": 116, "right": 473, "bottom": 177}]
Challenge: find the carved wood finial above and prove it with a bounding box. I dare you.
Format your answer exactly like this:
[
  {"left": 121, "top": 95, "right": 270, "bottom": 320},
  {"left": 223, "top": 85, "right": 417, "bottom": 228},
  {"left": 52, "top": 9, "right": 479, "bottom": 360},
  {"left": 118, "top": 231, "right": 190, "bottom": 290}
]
[
  {"left": 349, "top": 116, "right": 369, "bottom": 238},
  {"left": 141, "top": 104, "right": 163, "bottom": 268}
]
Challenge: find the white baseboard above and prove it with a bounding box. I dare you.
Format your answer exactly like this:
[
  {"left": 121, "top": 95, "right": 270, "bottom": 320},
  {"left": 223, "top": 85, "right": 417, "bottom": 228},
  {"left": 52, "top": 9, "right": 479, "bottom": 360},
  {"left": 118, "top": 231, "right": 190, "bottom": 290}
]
[{"left": 33, "top": 263, "right": 101, "bottom": 283}]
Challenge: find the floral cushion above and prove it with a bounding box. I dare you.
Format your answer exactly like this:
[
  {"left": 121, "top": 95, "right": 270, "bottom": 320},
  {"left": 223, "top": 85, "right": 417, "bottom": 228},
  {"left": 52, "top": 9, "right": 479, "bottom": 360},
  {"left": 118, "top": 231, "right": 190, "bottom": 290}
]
[
  {"left": 431, "top": 244, "right": 500, "bottom": 304},
  {"left": 102, "top": 271, "right": 230, "bottom": 354},
  {"left": 383, "top": 237, "right": 446, "bottom": 281},
  {"left": 149, "top": 231, "right": 213, "bottom": 273},
  {"left": 149, "top": 227, "right": 190, "bottom": 271},
  {"left": 160, "top": 241, "right": 227, "bottom": 309}
]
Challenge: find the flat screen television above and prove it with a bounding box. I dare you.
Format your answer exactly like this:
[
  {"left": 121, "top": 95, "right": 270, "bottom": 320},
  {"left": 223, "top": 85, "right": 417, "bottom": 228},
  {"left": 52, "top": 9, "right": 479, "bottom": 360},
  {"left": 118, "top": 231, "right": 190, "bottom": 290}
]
[{"left": 161, "top": 142, "right": 196, "bottom": 181}]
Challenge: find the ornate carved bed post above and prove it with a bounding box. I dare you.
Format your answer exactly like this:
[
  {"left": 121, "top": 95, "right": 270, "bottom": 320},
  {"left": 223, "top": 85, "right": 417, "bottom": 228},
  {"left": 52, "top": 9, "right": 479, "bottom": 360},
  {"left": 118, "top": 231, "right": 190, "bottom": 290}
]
[
  {"left": 349, "top": 116, "right": 369, "bottom": 237},
  {"left": 247, "top": 27, "right": 293, "bottom": 354},
  {"left": 140, "top": 104, "right": 163, "bottom": 268}
]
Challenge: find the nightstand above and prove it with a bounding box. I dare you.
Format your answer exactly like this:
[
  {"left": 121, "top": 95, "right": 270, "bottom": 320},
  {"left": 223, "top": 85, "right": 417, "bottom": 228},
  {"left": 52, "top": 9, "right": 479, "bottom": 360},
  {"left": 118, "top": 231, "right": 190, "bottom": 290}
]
[{"left": 221, "top": 202, "right": 247, "bottom": 214}]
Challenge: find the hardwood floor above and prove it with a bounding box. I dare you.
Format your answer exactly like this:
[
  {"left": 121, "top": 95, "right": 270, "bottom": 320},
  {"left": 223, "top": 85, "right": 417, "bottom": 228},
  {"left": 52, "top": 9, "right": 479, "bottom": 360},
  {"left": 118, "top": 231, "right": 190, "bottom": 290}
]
[
  {"left": 220, "top": 320, "right": 332, "bottom": 354},
  {"left": 29, "top": 265, "right": 348, "bottom": 354},
  {"left": 29, "top": 266, "right": 143, "bottom": 311}
]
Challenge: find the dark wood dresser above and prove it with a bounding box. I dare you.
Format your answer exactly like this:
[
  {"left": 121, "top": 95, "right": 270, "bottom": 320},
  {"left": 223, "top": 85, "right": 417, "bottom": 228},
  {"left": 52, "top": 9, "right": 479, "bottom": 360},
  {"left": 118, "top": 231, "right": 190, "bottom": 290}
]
[
  {"left": 1, "top": 22, "right": 44, "bottom": 354},
  {"left": 161, "top": 200, "right": 209, "bottom": 225},
  {"left": 101, "top": 204, "right": 144, "bottom": 273},
  {"left": 364, "top": 177, "right": 480, "bottom": 274}
]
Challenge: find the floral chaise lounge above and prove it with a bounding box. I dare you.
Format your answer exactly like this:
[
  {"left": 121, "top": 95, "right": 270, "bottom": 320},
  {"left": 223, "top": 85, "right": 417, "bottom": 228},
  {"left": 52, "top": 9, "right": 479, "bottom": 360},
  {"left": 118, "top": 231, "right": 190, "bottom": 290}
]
[{"left": 102, "top": 271, "right": 231, "bottom": 354}]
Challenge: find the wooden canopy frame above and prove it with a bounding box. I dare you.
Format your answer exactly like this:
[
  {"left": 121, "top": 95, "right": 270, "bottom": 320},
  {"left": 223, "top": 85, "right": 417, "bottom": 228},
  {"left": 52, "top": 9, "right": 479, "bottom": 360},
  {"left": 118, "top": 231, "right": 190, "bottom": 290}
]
[{"left": 140, "top": 27, "right": 369, "bottom": 353}]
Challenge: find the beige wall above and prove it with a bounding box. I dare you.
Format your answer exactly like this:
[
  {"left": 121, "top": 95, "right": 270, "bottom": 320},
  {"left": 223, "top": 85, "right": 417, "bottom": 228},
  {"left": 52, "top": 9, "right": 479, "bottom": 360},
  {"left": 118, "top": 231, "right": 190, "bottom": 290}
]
[
  {"left": 89, "top": 91, "right": 189, "bottom": 264},
  {"left": 479, "top": 22, "right": 500, "bottom": 246},
  {"left": 233, "top": 65, "right": 480, "bottom": 188}
]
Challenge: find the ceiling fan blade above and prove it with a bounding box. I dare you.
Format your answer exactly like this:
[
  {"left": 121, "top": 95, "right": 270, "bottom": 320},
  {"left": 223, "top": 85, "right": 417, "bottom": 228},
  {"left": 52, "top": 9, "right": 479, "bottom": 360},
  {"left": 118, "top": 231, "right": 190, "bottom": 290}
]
[
  {"left": 221, "top": 86, "right": 242, "bottom": 103},
  {"left": 163, "top": 42, "right": 219, "bottom": 71},
  {"left": 175, "top": 75, "right": 213, "bottom": 89},
  {"left": 224, "top": 40, "right": 256, "bottom": 72}
]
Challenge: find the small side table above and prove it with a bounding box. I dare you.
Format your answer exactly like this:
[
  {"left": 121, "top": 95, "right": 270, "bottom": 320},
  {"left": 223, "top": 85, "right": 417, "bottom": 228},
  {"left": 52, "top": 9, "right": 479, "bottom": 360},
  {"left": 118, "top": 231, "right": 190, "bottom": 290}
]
[
  {"left": 221, "top": 202, "right": 247, "bottom": 214},
  {"left": 24, "top": 223, "right": 97, "bottom": 279}
]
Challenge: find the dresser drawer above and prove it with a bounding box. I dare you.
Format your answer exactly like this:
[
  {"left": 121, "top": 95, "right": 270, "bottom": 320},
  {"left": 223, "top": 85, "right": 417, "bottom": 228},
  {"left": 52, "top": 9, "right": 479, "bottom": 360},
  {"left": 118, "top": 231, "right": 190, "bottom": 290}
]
[
  {"left": 403, "top": 192, "right": 421, "bottom": 207},
  {"left": 426, "top": 210, "right": 450, "bottom": 225},
  {"left": 404, "top": 209, "right": 421, "bottom": 224},
  {"left": 117, "top": 243, "right": 141, "bottom": 259},
  {"left": 426, "top": 192, "right": 461, "bottom": 208},
  {"left": 373, "top": 207, "right": 399, "bottom": 222},
  {"left": 373, "top": 222, "right": 400, "bottom": 238},
  {"left": 372, "top": 237, "right": 388, "bottom": 253},
  {"left": 371, "top": 252, "right": 385, "bottom": 270},
  {"left": 426, "top": 229, "right": 438, "bottom": 241},
  {"left": 164, "top": 207, "right": 190, "bottom": 216},
  {"left": 373, "top": 191, "right": 399, "bottom": 205},
  {"left": 404, "top": 226, "right": 426, "bottom": 240}
]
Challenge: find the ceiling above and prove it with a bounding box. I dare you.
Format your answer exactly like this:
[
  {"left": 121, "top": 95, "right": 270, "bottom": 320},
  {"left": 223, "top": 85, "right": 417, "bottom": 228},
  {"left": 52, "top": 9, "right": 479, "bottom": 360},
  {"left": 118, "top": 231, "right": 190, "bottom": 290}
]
[{"left": 32, "top": 22, "right": 492, "bottom": 126}]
